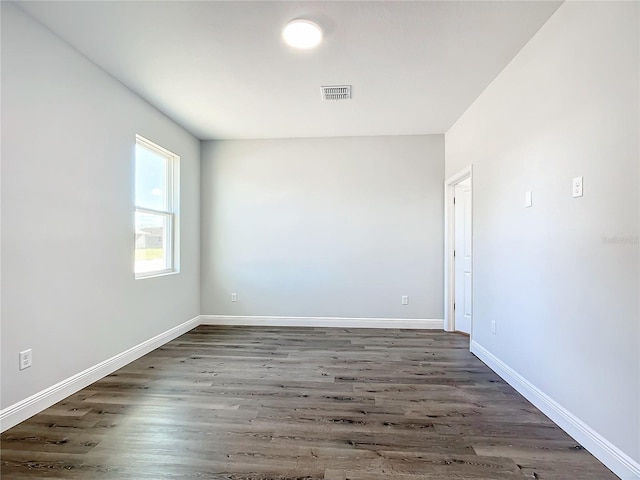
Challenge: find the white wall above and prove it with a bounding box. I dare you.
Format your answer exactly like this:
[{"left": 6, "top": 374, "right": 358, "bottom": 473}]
[
  {"left": 446, "top": 2, "right": 639, "bottom": 477},
  {"left": 201, "top": 136, "right": 444, "bottom": 321},
  {"left": 1, "top": 4, "right": 200, "bottom": 411}
]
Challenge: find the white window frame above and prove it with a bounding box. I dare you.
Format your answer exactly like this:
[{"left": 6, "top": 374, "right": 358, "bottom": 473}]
[{"left": 134, "top": 134, "right": 179, "bottom": 279}]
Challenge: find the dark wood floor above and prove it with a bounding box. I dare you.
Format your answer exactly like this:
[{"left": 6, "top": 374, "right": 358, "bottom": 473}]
[{"left": 1, "top": 326, "right": 618, "bottom": 479}]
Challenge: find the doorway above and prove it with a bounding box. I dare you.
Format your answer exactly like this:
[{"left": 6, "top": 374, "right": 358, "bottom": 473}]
[{"left": 444, "top": 166, "right": 473, "bottom": 335}]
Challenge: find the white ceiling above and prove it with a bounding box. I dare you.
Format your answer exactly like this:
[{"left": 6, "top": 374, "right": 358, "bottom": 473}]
[{"left": 17, "top": 1, "right": 562, "bottom": 140}]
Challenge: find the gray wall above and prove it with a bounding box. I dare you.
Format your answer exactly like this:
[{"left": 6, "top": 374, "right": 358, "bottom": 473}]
[
  {"left": 1, "top": 3, "right": 200, "bottom": 409},
  {"left": 446, "top": 1, "right": 639, "bottom": 469},
  {"left": 201, "top": 136, "right": 444, "bottom": 320}
]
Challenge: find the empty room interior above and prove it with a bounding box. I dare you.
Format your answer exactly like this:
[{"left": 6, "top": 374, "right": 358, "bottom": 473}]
[{"left": 1, "top": 1, "right": 639, "bottom": 479}]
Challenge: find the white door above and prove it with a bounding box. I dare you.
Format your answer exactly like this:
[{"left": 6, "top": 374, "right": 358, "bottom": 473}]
[{"left": 454, "top": 180, "right": 472, "bottom": 334}]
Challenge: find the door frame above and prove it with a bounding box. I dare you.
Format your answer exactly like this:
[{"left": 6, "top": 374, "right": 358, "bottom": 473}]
[{"left": 444, "top": 165, "right": 473, "bottom": 333}]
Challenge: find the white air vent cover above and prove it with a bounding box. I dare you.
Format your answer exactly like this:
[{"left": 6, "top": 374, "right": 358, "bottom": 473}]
[{"left": 321, "top": 85, "right": 351, "bottom": 100}]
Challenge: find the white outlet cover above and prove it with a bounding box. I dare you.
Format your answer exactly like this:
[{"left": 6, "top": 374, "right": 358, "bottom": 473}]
[
  {"left": 573, "top": 176, "right": 583, "bottom": 197},
  {"left": 19, "top": 349, "right": 32, "bottom": 370}
]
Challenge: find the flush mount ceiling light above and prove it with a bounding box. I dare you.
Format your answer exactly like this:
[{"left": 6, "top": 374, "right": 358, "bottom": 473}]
[{"left": 282, "top": 19, "right": 323, "bottom": 49}]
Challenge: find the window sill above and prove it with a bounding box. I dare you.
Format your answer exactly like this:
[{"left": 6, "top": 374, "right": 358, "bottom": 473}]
[{"left": 135, "top": 269, "right": 179, "bottom": 280}]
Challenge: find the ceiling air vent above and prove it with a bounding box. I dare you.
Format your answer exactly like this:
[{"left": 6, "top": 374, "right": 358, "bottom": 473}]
[{"left": 321, "top": 85, "right": 351, "bottom": 101}]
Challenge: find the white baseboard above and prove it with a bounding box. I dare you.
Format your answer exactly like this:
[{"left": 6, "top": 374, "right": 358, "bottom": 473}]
[
  {"left": 0, "top": 316, "right": 200, "bottom": 433},
  {"left": 200, "top": 315, "right": 444, "bottom": 330},
  {"left": 471, "top": 340, "right": 640, "bottom": 480}
]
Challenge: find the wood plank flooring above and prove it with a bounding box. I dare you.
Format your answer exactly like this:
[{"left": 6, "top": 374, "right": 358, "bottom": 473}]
[{"left": 1, "top": 326, "right": 618, "bottom": 479}]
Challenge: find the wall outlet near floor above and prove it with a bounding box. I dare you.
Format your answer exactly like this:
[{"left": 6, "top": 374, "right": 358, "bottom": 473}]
[
  {"left": 401, "top": 295, "right": 409, "bottom": 305},
  {"left": 491, "top": 321, "right": 497, "bottom": 335},
  {"left": 572, "top": 176, "right": 583, "bottom": 197},
  {"left": 19, "top": 349, "right": 32, "bottom": 370},
  {"left": 231, "top": 293, "right": 237, "bottom": 302}
]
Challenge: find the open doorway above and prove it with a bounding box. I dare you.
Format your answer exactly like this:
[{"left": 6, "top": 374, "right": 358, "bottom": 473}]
[{"left": 444, "top": 166, "right": 473, "bottom": 336}]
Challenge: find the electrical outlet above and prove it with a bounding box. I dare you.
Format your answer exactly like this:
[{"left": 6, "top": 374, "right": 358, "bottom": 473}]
[
  {"left": 231, "top": 293, "right": 237, "bottom": 302},
  {"left": 401, "top": 296, "right": 409, "bottom": 305},
  {"left": 525, "top": 190, "right": 532, "bottom": 208},
  {"left": 19, "top": 349, "right": 32, "bottom": 370},
  {"left": 572, "top": 176, "right": 583, "bottom": 197},
  {"left": 491, "top": 321, "right": 497, "bottom": 335}
]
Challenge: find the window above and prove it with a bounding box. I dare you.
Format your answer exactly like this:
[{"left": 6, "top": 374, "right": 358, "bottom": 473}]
[{"left": 134, "top": 135, "right": 179, "bottom": 278}]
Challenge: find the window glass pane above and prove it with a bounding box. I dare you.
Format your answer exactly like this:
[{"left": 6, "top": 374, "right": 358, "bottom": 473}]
[
  {"left": 135, "top": 211, "right": 170, "bottom": 274},
  {"left": 134, "top": 135, "right": 178, "bottom": 278},
  {"left": 135, "top": 144, "right": 168, "bottom": 211}
]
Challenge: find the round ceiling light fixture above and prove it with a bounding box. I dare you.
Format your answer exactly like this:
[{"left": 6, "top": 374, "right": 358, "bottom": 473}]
[{"left": 282, "top": 19, "right": 323, "bottom": 49}]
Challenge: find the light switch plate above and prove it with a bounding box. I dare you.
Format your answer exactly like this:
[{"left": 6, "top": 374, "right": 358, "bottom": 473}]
[
  {"left": 525, "top": 191, "right": 532, "bottom": 208},
  {"left": 573, "top": 176, "right": 583, "bottom": 197}
]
